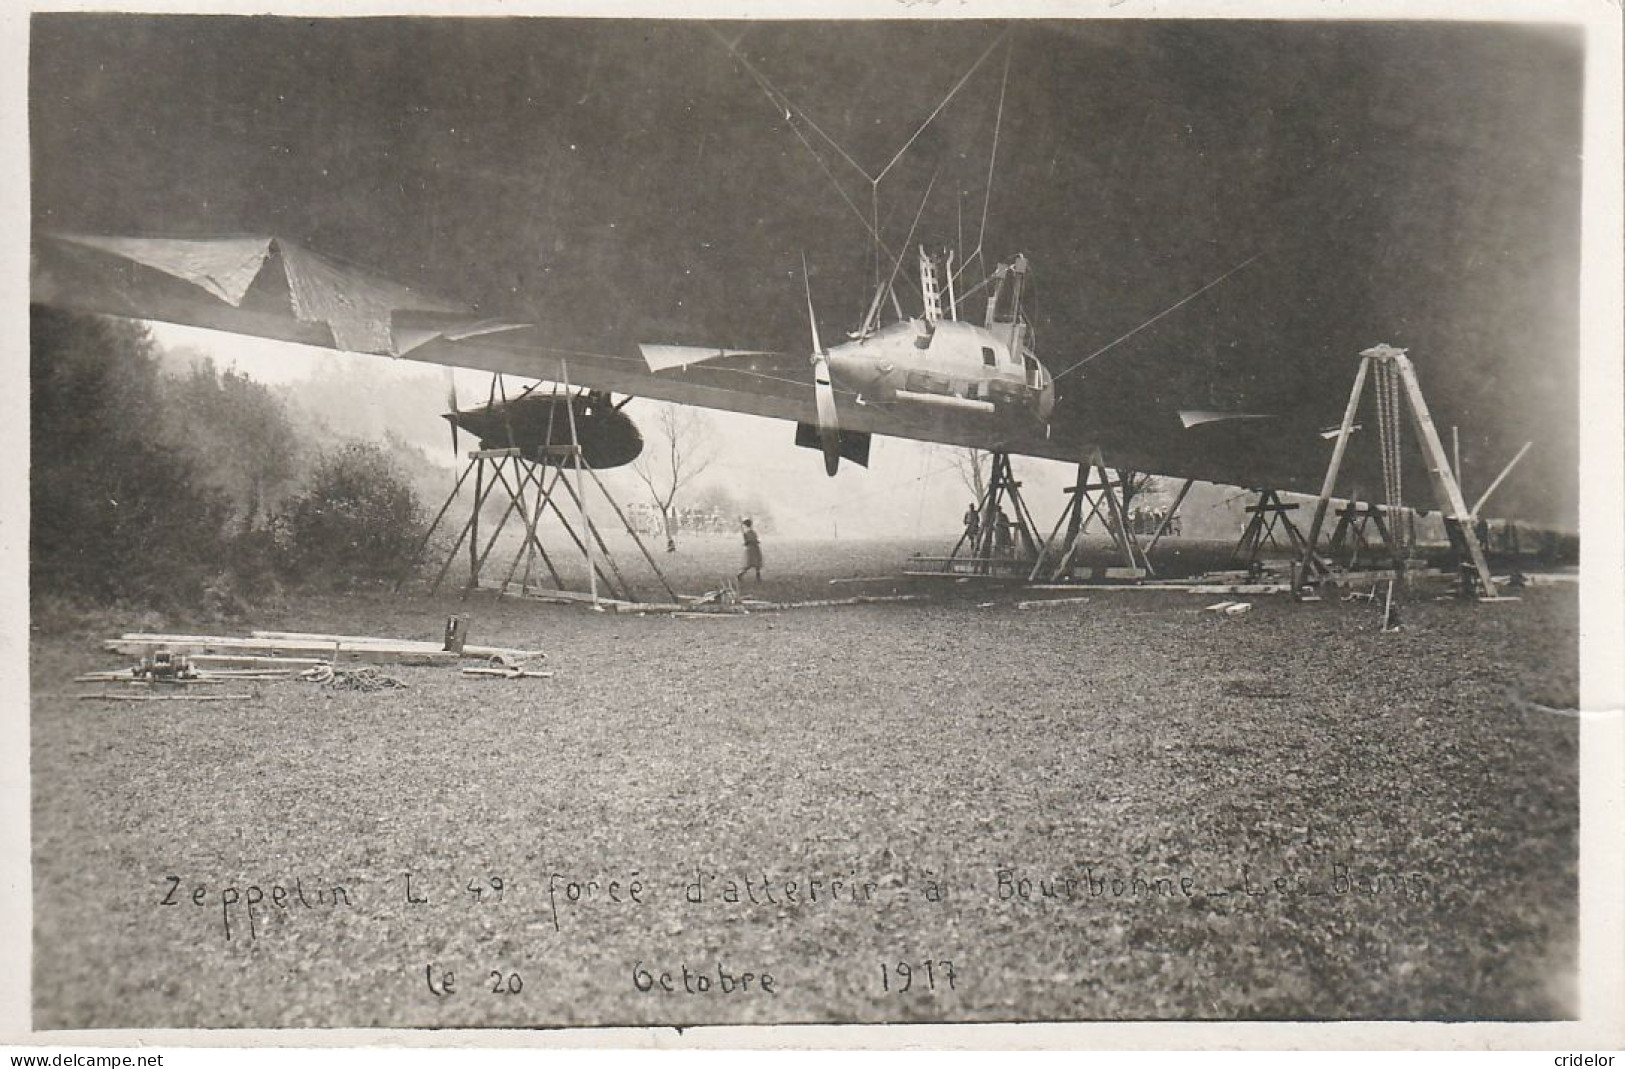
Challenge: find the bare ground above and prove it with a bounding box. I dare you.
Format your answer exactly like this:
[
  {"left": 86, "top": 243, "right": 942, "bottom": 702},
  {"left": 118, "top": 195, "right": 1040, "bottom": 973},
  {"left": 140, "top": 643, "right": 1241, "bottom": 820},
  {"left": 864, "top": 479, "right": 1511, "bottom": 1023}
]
[{"left": 30, "top": 537, "right": 1579, "bottom": 1028}]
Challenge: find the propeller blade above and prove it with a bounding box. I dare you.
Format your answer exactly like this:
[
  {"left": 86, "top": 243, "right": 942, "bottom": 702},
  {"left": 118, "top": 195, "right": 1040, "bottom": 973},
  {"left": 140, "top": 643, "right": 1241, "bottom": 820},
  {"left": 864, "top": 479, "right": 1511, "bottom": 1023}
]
[
  {"left": 812, "top": 354, "right": 840, "bottom": 476},
  {"left": 801, "top": 252, "right": 823, "bottom": 356},
  {"left": 443, "top": 366, "right": 462, "bottom": 455},
  {"left": 800, "top": 254, "right": 840, "bottom": 475}
]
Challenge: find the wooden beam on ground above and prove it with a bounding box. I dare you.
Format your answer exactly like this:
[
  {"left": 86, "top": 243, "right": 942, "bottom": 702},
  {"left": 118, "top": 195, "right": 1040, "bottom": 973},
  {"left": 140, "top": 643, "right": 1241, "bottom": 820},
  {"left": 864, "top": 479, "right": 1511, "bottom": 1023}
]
[
  {"left": 106, "top": 635, "right": 460, "bottom": 664},
  {"left": 247, "top": 631, "right": 543, "bottom": 659},
  {"left": 190, "top": 655, "right": 330, "bottom": 668},
  {"left": 76, "top": 693, "right": 256, "bottom": 703},
  {"left": 1016, "top": 596, "right": 1093, "bottom": 609},
  {"left": 1026, "top": 582, "right": 1290, "bottom": 595},
  {"left": 740, "top": 594, "right": 927, "bottom": 610}
]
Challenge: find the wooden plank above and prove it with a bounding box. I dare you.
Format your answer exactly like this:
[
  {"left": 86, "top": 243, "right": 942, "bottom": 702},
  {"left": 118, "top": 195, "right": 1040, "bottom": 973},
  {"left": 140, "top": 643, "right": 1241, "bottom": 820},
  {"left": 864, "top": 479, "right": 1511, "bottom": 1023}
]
[
  {"left": 110, "top": 636, "right": 343, "bottom": 655},
  {"left": 742, "top": 595, "right": 927, "bottom": 610},
  {"left": 190, "top": 655, "right": 329, "bottom": 668},
  {"left": 105, "top": 637, "right": 457, "bottom": 665},
  {"left": 1518, "top": 572, "right": 1577, "bottom": 586},
  {"left": 74, "top": 673, "right": 225, "bottom": 684},
  {"left": 1016, "top": 596, "right": 1093, "bottom": 609},
  {"left": 1020, "top": 583, "right": 1155, "bottom": 593},
  {"left": 245, "top": 630, "right": 438, "bottom": 647},
  {"left": 123, "top": 632, "right": 390, "bottom": 649},
  {"left": 1025, "top": 582, "right": 1288, "bottom": 595},
  {"left": 246, "top": 630, "right": 541, "bottom": 659},
  {"left": 902, "top": 569, "right": 1021, "bottom": 580},
  {"left": 76, "top": 693, "right": 255, "bottom": 703},
  {"left": 1175, "top": 584, "right": 1290, "bottom": 595},
  {"left": 190, "top": 668, "right": 297, "bottom": 678},
  {"left": 461, "top": 666, "right": 555, "bottom": 678}
]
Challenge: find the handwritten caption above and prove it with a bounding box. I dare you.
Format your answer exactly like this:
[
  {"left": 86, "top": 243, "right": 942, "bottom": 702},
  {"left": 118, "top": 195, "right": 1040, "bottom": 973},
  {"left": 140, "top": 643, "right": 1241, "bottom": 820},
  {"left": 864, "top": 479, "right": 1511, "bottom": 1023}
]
[{"left": 156, "top": 856, "right": 1428, "bottom": 1000}]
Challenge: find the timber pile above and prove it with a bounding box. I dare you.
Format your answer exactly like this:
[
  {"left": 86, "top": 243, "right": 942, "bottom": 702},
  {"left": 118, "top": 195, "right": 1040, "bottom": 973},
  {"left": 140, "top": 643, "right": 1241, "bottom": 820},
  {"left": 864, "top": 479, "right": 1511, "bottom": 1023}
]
[{"left": 104, "top": 630, "right": 543, "bottom": 665}]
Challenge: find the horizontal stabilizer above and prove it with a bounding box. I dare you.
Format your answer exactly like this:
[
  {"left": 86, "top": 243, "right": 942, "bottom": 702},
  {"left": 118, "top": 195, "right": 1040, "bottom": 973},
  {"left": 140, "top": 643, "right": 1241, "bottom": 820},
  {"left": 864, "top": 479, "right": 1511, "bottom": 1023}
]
[
  {"left": 640, "top": 343, "right": 780, "bottom": 373},
  {"left": 1179, "top": 409, "right": 1278, "bottom": 430},
  {"left": 795, "top": 422, "right": 871, "bottom": 468},
  {"left": 442, "top": 319, "right": 533, "bottom": 342}
]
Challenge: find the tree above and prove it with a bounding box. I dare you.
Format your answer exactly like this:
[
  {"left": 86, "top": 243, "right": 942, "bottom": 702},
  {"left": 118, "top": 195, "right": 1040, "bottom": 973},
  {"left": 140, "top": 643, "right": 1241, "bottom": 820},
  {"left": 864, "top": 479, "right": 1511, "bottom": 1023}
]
[
  {"left": 164, "top": 355, "right": 305, "bottom": 532},
  {"left": 949, "top": 447, "right": 989, "bottom": 503},
  {"left": 30, "top": 308, "right": 233, "bottom": 605},
  {"left": 629, "top": 405, "right": 717, "bottom": 551},
  {"left": 274, "top": 441, "right": 426, "bottom": 587}
]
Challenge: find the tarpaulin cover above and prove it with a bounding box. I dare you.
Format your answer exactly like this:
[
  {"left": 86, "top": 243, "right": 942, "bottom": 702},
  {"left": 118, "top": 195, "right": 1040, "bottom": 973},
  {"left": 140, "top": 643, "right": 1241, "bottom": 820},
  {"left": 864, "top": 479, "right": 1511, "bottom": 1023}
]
[
  {"left": 276, "top": 239, "right": 460, "bottom": 355},
  {"left": 56, "top": 234, "right": 272, "bottom": 307}
]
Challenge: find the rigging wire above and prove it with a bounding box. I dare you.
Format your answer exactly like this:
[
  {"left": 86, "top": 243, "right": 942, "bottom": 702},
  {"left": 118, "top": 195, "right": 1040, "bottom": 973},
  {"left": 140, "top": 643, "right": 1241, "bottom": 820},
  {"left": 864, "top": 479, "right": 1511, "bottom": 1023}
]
[
  {"left": 864, "top": 169, "right": 941, "bottom": 336},
  {"left": 966, "top": 35, "right": 1014, "bottom": 282},
  {"left": 874, "top": 29, "right": 1012, "bottom": 185},
  {"left": 709, "top": 23, "right": 1011, "bottom": 329},
  {"left": 710, "top": 27, "right": 874, "bottom": 184},
  {"left": 1048, "top": 252, "right": 1263, "bottom": 383}
]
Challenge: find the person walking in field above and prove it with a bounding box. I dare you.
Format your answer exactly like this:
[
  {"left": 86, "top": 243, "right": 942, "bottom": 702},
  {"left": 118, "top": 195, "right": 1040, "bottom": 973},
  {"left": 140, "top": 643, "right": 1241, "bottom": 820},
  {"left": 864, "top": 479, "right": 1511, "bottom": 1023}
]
[{"left": 737, "top": 518, "right": 763, "bottom": 583}]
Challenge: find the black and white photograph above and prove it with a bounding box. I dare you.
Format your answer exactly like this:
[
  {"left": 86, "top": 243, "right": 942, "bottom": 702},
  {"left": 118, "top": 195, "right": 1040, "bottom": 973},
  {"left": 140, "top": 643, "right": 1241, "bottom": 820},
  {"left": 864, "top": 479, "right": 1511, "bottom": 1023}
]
[{"left": 11, "top": 1, "right": 1624, "bottom": 1050}]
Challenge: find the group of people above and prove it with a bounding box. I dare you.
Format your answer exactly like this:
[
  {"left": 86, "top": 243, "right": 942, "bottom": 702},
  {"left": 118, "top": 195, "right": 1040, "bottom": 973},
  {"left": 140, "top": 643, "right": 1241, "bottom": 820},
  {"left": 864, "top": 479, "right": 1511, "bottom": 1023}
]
[
  {"left": 960, "top": 500, "right": 1177, "bottom": 556},
  {"left": 1127, "top": 506, "right": 1179, "bottom": 538},
  {"left": 961, "top": 504, "right": 1019, "bottom": 556},
  {"left": 627, "top": 503, "right": 738, "bottom": 538}
]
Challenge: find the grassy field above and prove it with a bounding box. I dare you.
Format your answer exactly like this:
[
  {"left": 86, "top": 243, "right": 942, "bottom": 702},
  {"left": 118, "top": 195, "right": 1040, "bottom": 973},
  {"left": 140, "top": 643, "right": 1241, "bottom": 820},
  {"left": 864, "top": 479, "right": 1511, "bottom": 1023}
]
[{"left": 30, "top": 537, "right": 1580, "bottom": 1028}]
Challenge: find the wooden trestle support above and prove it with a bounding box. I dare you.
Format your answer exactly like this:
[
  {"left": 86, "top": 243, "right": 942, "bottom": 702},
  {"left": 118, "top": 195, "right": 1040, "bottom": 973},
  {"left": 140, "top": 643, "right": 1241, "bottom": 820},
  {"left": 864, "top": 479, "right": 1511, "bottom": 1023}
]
[
  {"left": 947, "top": 452, "right": 1042, "bottom": 575},
  {"left": 1228, "top": 488, "right": 1312, "bottom": 572},
  {"left": 1296, "top": 343, "right": 1498, "bottom": 599},
  {"left": 410, "top": 446, "right": 677, "bottom": 606},
  {"left": 1030, "top": 449, "right": 1152, "bottom": 582},
  {"left": 404, "top": 378, "right": 676, "bottom": 607}
]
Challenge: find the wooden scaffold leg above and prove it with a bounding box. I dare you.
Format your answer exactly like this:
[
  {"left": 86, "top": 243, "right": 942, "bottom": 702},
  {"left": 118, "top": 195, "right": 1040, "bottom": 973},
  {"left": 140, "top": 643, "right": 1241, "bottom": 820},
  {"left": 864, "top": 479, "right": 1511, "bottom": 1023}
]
[
  {"left": 945, "top": 452, "right": 1040, "bottom": 575},
  {"left": 1031, "top": 450, "right": 1151, "bottom": 582},
  {"left": 1297, "top": 343, "right": 1498, "bottom": 599},
  {"left": 1229, "top": 488, "right": 1311, "bottom": 573}
]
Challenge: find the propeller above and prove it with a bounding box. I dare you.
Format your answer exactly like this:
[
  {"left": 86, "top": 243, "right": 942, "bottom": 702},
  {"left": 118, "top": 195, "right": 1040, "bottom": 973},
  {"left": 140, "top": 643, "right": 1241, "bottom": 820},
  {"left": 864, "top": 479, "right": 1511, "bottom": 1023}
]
[
  {"left": 803, "top": 253, "right": 841, "bottom": 476},
  {"left": 443, "top": 366, "right": 462, "bottom": 456}
]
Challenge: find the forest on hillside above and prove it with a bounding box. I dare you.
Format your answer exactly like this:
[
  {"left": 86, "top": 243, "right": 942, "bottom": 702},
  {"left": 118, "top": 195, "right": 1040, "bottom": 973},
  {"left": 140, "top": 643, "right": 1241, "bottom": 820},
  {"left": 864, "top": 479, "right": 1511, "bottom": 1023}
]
[{"left": 30, "top": 308, "right": 445, "bottom": 615}]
